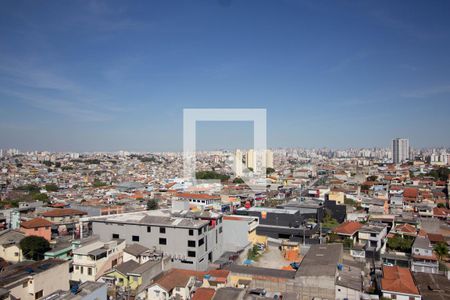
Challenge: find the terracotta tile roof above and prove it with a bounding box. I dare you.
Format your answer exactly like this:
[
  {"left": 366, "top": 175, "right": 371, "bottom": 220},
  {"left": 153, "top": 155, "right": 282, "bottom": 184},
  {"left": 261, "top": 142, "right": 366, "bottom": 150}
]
[
  {"left": 333, "top": 221, "right": 363, "bottom": 236},
  {"left": 20, "top": 218, "right": 53, "bottom": 229},
  {"left": 176, "top": 193, "right": 220, "bottom": 200},
  {"left": 382, "top": 266, "right": 419, "bottom": 296},
  {"left": 413, "top": 253, "right": 437, "bottom": 261},
  {"left": 42, "top": 208, "right": 87, "bottom": 217},
  {"left": 192, "top": 288, "right": 215, "bottom": 300},
  {"left": 393, "top": 223, "right": 417, "bottom": 235},
  {"left": 427, "top": 233, "right": 444, "bottom": 243},
  {"left": 153, "top": 269, "right": 193, "bottom": 292},
  {"left": 433, "top": 207, "right": 449, "bottom": 217},
  {"left": 403, "top": 188, "right": 418, "bottom": 199},
  {"left": 153, "top": 269, "right": 229, "bottom": 292}
]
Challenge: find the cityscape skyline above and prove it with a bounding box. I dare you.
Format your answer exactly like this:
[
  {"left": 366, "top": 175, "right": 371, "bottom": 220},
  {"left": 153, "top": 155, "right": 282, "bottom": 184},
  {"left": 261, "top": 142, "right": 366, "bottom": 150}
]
[{"left": 1, "top": 1, "right": 450, "bottom": 151}]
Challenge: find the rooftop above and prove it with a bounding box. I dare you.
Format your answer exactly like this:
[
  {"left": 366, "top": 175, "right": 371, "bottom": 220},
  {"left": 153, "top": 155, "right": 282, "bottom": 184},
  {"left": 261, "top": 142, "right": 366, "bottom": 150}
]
[
  {"left": 21, "top": 217, "right": 53, "bottom": 229},
  {"left": 296, "top": 243, "right": 343, "bottom": 277},
  {"left": 414, "top": 273, "right": 450, "bottom": 300},
  {"left": 227, "top": 264, "right": 296, "bottom": 279},
  {"left": 0, "top": 259, "right": 67, "bottom": 286},
  {"left": 90, "top": 210, "right": 210, "bottom": 229},
  {"left": 381, "top": 266, "right": 420, "bottom": 296}
]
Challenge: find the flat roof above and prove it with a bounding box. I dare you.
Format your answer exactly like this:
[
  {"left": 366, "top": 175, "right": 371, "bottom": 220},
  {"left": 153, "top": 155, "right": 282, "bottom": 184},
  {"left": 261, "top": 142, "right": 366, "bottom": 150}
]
[
  {"left": 227, "top": 264, "right": 296, "bottom": 279},
  {"left": 296, "top": 244, "right": 343, "bottom": 277},
  {"left": 90, "top": 210, "right": 209, "bottom": 229}
]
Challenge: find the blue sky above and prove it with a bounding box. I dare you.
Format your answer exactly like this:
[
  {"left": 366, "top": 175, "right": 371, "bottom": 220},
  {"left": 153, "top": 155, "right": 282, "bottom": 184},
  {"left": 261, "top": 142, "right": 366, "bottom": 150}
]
[{"left": 1, "top": 0, "right": 450, "bottom": 152}]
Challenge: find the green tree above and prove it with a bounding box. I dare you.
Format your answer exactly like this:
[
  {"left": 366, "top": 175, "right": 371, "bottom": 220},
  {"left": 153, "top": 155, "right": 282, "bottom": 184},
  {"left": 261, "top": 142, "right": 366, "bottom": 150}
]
[
  {"left": 233, "top": 177, "right": 244, "bottom": 184},
  {"left": 195, "top": 171, "right": 229, "bottom": 181},
  {"left": 437, "top": 203, "right": 446, "bottom": 208},
  {"left": 147, "top": 199, "right": 159, "bottom": 210},
  {"left": 32, "top": 193, "right": 49, "bottom": 202},
  {"left": 266, "top": 167, "right": 275, "bottom": 174},
  {"left": 92, "top": 179, "right": 107, "bottom": 187},
  {"left": 20, "top": 236, "right": 51, "bottom": 261},
  {"left": 247, "top": 244, "right": 260, "bottom": 260},
  {"left": 367, "top": 175, "right": 378, "bottom": 182},
  {"left": 434, "top": 242, "right": 448, "bottom": 261},
  {"left": 45, "top": 184, "right": 58, "bottom": 192},
  {"left": 387, "top": 235, "right": 414, "bottom": 252}
]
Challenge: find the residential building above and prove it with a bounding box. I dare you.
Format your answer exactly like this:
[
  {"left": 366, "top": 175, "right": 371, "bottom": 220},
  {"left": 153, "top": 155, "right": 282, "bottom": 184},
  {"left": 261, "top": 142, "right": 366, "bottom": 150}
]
[
  {"left": 41, "top": 209, "right": 87, "bottom": 237},
  {"left": 235, "top": 149, "right": 243, "bottom": 177},
  {"left": 295, "top": 243, "right": 344, "bottom": 300},
  {"left": 0, "top": 230, "right": 25, "bottom": 263},
  {"left": 71, "top": 239, "right": 126, "bottom": 282},
  {"left": 354, "top": 223, "right": 387, "bottom": 259},
  {"left": 413, "top": 273, "right": 450, "bottom": 300},
  {"left": 411, "top": 236, "right": 439, "bottom": 274},
  {"left": 101, "top": 257, "right": 170, "bottom": 298},
  {"left": 332, "top": 221, "right": 363, "bottom": 244},
  {"left": 147, "top": 269, "right": 195, "bottom": 300},
  {"left": 0, "top": 259, "right": 70, "bottom": 300},
  {"left": 392, "top": 138, "right": 410, "bottom": 164},
  {"left": 89, "top": 209, "right": 224, "bottom": 271},
  {"left": 20, "top": 218, "right": 53, "bottom": 241},
  {"left": 43, "top": 281, "right": 107, "bottom": 300},
  {"left": 381, "top": 266, "right": 421, "bottom": 300}
]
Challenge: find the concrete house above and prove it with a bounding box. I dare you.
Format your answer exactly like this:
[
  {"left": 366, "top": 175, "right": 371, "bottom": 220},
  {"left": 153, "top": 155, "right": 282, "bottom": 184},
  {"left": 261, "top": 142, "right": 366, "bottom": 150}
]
[
  {"left": 71, "top": 239, "right": 126, "bottom": 282},
  {"left": 411, "top": 236, "right": 439, "bottom": 274},
  {"left": 0, "top": 259, "right": 70, "bottom": 300},
  {"left": 0, "top": 230, "right": 25, "bottom": 263}
]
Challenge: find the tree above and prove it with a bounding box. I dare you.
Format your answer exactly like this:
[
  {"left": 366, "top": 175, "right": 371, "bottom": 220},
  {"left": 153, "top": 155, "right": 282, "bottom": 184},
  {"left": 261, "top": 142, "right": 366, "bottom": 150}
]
[
  {"left": 233, "top": 177, "right": 244, "bottom": 184},
  {"left": 93, "top": 179, "right": 107, "bottom": 187},
  {"left": 434, "top": 242, "right": 448, "bottom": 261},
  {"left": 437, "top": 203, "right": 446, "bottom": 208},
  {"left": 32, "top": 193, "right": 49, "bottom": 202},
  {"left": 367, "top": 175, "right": 378, "bottom": 182},
  {"left": 247, "top": 244, "right": 260, "bottom": 260},
  {"left": 387, "top": 235, "right": 414, "bottom": 252},
  {"left": 266, "top": 167, "right": 275, "bottom": 174},
  {"left": 45, "top": 184, "right": 58, "bottom": 192},
  {"left": 147, "top": 199, "right": 159, "bottom": 210},
  {"left": 20, "top": 236, "right": 50, "bottom": 261}
]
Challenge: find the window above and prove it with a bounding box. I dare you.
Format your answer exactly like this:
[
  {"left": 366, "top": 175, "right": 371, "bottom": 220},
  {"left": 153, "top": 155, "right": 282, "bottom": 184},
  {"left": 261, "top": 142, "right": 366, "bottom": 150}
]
[
  {"left": 199, "top": 238, "right": 204, "bottom": 246},
  {"left": 14, "top": 252, "right": 19, "bottom": 256},
  {"left": 219, "top": 227, "right": 222, "bottom": 233},
  {"left": 188, "top": 240, "right": 196, "bottom": 247},
  {"left": 34, "top": 228, "right": 38, "bottom": 231},
  {"left": 35, "top": 290, "right": 43, "bottom": 300},
  {"left": 147, "top": 226, "right": 151, "bottom": 232},
  {"left": 112, "top": 233, "right": 119, "bottom": 239},
  {"left": 23, "top": 282, "right": 28, "bottom": 288},
  {"left": 188, "top": 251, "right": 196, "bottom": 257},
  {"left": 198, "top": 228, "right": 202, "bottom": 235},
  {"left": 189, "top": 229, "right": 194, "bottom": 236},
  {"left": 132, "top": 235, "right": 140, "bottom": 242},
  {"left": 160, "top": 227, "right": 166, "bottom": 234},
  {"left": 88, "top": 267, "right": 92, "bottom": 276},
  {"left": 159, "top": 238, "right": 167, "bottom": 245},
  {"left": 80, "top": 266, "right": 84, "bottom": 274}
]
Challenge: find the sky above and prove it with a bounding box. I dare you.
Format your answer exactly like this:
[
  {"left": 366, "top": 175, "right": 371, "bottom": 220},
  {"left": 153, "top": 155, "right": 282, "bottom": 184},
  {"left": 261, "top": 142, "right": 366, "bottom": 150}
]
[{"left": 1, "top": 0, "right": 450, "bottom": 152}]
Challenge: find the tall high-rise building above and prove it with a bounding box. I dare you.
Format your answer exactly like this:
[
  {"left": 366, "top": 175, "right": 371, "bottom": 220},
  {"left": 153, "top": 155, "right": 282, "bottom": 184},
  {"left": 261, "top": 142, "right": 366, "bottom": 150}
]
[
  {"left": 246, "top": 149, "right": 255, "bottom": 170},
  {"left": 266, "top": 150, "right": 274, "bottom": 169},
  {"left": 235, "top": 149, "right": 243, "bottom": 177},
  {"left": 392, "top": 138, "right": 410, "bottom": 164}
]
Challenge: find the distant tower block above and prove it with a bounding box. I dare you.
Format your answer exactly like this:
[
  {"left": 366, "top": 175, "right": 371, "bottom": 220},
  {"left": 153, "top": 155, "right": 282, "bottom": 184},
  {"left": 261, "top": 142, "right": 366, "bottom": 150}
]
[{"left": 235, "top": 149, "right": 243, "bottom": 177}]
